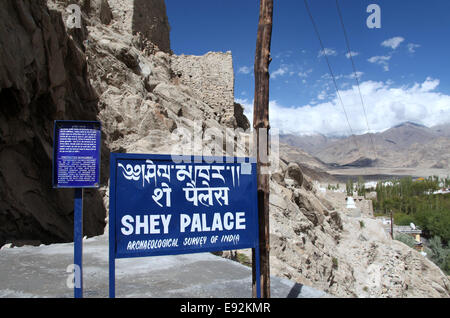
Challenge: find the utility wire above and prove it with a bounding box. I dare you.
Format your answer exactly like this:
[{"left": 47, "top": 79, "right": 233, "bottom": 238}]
[
  {"left": 335, "top": 0, "right": 378, "bottom": 162},
  {"left": 303, "top": 0, "right": 362, "bottom": 158}
]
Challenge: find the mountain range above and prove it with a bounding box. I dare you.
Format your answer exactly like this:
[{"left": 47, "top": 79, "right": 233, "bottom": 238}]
[{"left": 280, "top": 122, "right": 450, "bottom": 171}]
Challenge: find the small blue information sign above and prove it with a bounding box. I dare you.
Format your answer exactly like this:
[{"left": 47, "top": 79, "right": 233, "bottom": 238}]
[
  {"left": 109, "top": 153, "right": 260, "bottom": 297},
  {"left": 52, "top": 120, "right": 102, "bottom": 298},
  {"left": 53, "top": 120, "right": 101, "bottom": 188}
]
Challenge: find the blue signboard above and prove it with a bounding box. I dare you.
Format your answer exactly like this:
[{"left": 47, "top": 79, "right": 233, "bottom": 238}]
[
  {"left": 52, "top": 120, "right": 102, "bottom": 298},
  {"left": 53, "top": 120, "right": 101, "bottom": 188},
  {"left": 109, "top": 153, "right": 260, "bottom": 297}
]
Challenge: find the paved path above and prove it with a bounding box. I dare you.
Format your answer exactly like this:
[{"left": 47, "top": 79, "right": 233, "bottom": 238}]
[{"left": 0, "top": 235, "right": 329, "bottom": 298}]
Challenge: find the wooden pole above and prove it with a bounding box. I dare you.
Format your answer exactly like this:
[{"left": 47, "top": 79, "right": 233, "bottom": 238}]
[{"left": 252, "top": 0, "right": 273, "bottom": 298}]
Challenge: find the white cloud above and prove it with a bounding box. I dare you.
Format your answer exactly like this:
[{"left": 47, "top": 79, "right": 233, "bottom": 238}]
[
  {"left": 317, "top": 90, "right": 327, "bottom": 100},
  {"left": 274, "top": 50, "right": 293, "bottom": 60},
  {"left": 271, "top": 66, "right": 289, "bottom": 79},
  {"left": 238, "top": 66, "right": 252, "bottom": 75},
  {"left": 417, "top": 77, "right": 440, "bottom": 92},
  {"left": 238, "top": 78, "right": 450, "bottom": 136},
  {"left": 381, "top": 36, "right": 405, "bottom": 50},
  {"left": 345, "top": 51, "right": 360, "bottom": 59},
  {"left": 407, "top": 43, "right": 421, "bottom": 53},
  {"left": 298, "top": 69, "right": 313, "bottom": 78},
  {"left": 320, "top": 71, "right": 363, "bottom": 82},
  {"left": 368, "top": 55, "right": 391, "bottom": 71},
  {"left": 368, "top": 55, "right": 391, "bottom": 63},
  {"left": 318, "top": 48, "right": 337, "bottom": 58},
  {"left": 346, "top": 71, "right": 364, "bottom": 80}
]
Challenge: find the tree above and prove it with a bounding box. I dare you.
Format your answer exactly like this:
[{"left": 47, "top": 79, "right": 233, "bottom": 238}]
[
  {"left": 428, "top": 236, "right": 450, "bottom": 275},
  {"left": 357, "top": 176, "right": 365, "bottom": 196},
  {"left": 346, "top": 179, "right": 354, "bottom": 196}
]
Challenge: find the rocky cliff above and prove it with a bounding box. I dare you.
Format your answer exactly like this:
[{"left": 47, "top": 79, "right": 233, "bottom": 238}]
[
  {"left": 0, "top": 0, "right": 106, "bottom": 246},
  {"left": 268, "top": 163, "right": 450, "bottom": 297},
  {"left": 0, "top": 0, "right": 247, "bottom": 247}
]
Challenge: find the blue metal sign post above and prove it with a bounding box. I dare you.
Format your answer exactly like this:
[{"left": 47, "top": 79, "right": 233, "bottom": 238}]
[
  {"left": 74, "top": 188, "right": 83, "bottom": 298},
  {"left": 109, "top": 153, "right": 260, "bottom": 298},
  {"left": 53, "top": 120, "right": 101, "bottom": 298}
]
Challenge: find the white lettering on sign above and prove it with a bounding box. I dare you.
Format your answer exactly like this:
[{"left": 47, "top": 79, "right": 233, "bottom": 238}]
[
  {"left": 57, "top": 126, "right": 99, "bottom": 185},
  {"left": 183, "top": 236, "right": 208, "bottom": 247},
  {"left": 126, "top": 238, "right": 179, "bottom": 251},
  {"left": 120, "top": 214, "right": 172, "bottom": 236},
  {"left": 118, "top": 162, "right": 240, "bottom": 187},
  {"left": 183, "top": 184, "right": 229, "bottom": 207},
  {"left": 180, "top": 212, "right": 246, "bottom": 233},
  {"left": 120, "top": 212, "right": 246, "bottom": 236},
  {"left": 117, "top": 162, "right": 246, "bottom": 208}
]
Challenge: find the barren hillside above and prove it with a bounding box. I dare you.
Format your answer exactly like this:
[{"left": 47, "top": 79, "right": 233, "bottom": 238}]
[{"left": 281, "top": 122, "right": 450, "bottom": 170}]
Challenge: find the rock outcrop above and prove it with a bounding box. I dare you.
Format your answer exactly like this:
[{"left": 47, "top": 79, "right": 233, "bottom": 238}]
[
  {"left": 267, "top": 160, "right": 449, "bottom": 297},
  {"left": 0, "top": 0, "right": 106, "bottom": 246},
  {"left": 0, "top": 0, "right": 246, "bottom": 246}
]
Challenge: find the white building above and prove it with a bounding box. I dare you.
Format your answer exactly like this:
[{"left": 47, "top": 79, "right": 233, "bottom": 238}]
[{"left": 346, "top": 197, "right": 356, "bottom": 209}]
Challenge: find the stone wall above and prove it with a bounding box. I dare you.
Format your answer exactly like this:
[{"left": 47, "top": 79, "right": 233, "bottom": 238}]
[
  {"left": 132, "top": 0, "right": 171, "bottom": 53},
  {"left": 170, "top": 52, "right": 236, "bottom": 127},
  {"left": 108, "top": 0, "right": 171, "bottom": 53},
  {"left": 107, "top": 1, "right": 238, "bottom": 126}
]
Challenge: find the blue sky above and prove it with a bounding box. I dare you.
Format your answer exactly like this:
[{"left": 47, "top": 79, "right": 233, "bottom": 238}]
[{"left": 165, "top": 0, "right": 450, "bottom": 135}]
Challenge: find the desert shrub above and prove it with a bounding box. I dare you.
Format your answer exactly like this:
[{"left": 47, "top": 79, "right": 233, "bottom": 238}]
[
  {"left": 428, "top": 236, "right": 450, "bottom": 275},
  {"left": 395, "top": 232, "right": 416, "bottom": 248},
  {"left": 332, "top": 257, "right": 338, "bottom": 269}
]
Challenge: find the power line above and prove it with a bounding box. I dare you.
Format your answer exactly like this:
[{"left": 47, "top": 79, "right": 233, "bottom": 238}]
[
  {"left": 335, "top": 0, "right": 378, "bottom": 162},
  {"left": 303, "top": 0, "right": 362, "bottom": 159}
]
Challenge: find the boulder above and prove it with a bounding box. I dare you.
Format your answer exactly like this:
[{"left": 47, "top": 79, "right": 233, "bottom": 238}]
[
  {"left": 328, "top": 211, "right": 343, "bottom": 231},
  {"left": 299, "top": 208, "right": 323, "bottom": 227},
  {"left": 285, "top": 162, "right": 303, "bottom": 187},
  {"left": 292, "top": 189, "right": 325, "bottom": 226},
  {"left": 271, "top": 171, "right": 285, "bottom": 185},
  {"left": 233, "top": 103, "right": 250, "bottom": 130},
  {"left": 302, "top": 175, "right": 314, "bottom": 191}
]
